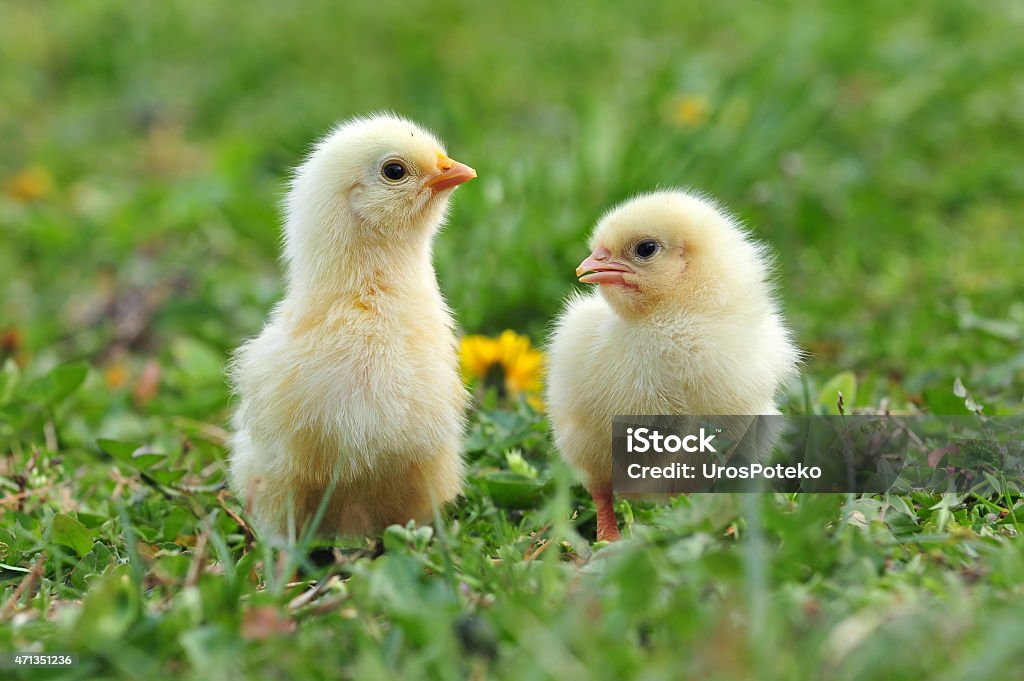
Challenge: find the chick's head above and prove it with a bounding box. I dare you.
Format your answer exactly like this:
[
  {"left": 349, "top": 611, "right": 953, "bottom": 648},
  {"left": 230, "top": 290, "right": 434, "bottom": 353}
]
[
  {"left": 576, "top": 190, "right": 772, "bottom": 319},
  {"left": 287, "top": 113, "right": 476, "bottom": 245}
]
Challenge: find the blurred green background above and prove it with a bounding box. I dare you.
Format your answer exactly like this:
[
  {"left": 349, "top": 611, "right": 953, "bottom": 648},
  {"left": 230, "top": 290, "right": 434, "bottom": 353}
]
[
  {"left": 3, "top": 0, "right": 1022, "bottom": 411},
  {"left": 2, "top": 3, "right": 1024, "bottom": 679}
]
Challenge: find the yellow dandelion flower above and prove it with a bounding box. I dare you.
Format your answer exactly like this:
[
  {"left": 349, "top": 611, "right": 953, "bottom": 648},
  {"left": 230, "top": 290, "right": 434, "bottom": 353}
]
[
  {"left": 5, "top": 166, "right": 53, "bottom": 203},
  {"left": 669, "top": 94, "right": 710, "bottom": 128},
  {"left": 460, "top": 330, "right": 544, "bottom": 409},
  {"left": 460, "top": 335, "right": 500, "bottom": 382},
  {"left": 104, "top": 361, "right": 129, "bottom": 389}
]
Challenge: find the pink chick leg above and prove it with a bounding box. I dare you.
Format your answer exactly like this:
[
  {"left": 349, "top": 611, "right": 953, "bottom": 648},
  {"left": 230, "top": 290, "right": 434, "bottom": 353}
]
[{"left": 589, "top": 487, "right": 621, "bottom": 542}]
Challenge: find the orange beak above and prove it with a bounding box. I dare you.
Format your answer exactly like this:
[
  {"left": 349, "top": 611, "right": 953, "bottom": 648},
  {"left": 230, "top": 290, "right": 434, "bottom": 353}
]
[
  {"left": 425, "top": 153, "right": 477, "bottom": 192},
  {"left": 576, "top": 247, "right": 634, "bottom": 286}
]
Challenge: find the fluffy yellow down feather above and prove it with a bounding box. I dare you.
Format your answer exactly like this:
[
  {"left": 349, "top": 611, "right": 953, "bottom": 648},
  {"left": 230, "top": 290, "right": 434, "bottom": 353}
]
[
  {"left": 228, "top": 113, "right": 476, "bottom": 538},
  {"left": 546, "top": 190, "right": 800, "bottom": 541}
]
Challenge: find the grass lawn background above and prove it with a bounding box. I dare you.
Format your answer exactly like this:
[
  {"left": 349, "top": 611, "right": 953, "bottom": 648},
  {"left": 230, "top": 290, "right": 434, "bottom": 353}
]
[{"left": 1, "top": 2, "right": 1023, "bottom": 679}]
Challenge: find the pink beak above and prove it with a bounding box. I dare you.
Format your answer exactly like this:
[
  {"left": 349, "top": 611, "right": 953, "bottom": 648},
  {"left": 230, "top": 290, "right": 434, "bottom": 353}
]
[{"left": 576, "top": 246, "right": 634, "bottom": 286}]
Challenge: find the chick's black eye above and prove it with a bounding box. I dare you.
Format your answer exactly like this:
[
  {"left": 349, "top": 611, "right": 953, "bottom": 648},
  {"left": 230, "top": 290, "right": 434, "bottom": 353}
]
[
  {"left": 382, "top": 162, "right": 407, "bottom": 181},
  {"left": 635, "top": 239, "right": 659, "bottom": 259}
]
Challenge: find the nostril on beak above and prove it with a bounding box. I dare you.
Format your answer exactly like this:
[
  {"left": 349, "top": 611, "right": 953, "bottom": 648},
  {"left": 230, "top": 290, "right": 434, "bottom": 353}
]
[
  {"left": 593, "top": 246, "right": 611, "bottom": 261},
  {"left": 436, "top": 152, "right": 454, "bottom": 171}
]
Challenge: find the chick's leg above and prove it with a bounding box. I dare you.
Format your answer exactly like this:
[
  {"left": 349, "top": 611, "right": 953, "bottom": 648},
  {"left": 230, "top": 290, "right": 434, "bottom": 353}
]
[{"left": 589, "top": 486, "right": 621, "bottom": 542}]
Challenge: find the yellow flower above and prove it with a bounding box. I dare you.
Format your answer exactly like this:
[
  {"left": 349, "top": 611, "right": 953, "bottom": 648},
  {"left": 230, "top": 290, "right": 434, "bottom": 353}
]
[
  {"left": 5, "top": 166, "right": 53, "bottom": 203},
  {"left": 668, "top": 94, "right": 710, "bottom": 128},
  {"left": 104, "top": 361, "right": 129, "bottom": 389},
  {"left": 460, "top": 330, "right": 544, "bottom": 409}
]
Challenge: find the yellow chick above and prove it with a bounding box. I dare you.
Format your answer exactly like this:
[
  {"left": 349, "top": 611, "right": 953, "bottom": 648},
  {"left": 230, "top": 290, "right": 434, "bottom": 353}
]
[
  {"left": 546, "top": 190, "right": 800, "bottom": 541},
  {"left": 228, "top": 113, "right": 477, "bottom": 538}
]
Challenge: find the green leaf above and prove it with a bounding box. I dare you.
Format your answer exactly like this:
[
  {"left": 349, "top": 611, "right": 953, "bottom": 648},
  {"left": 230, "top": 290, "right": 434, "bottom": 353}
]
[
  {"left": 74, "top": 564, "right": 139, "bottom": 646},
  {"left": 0, "top": 359, "right": 19, "bottom": 403},
  {"left": 817, "top": 371, "right": 857, "bottom": 414},
  {"left": 75, "top": 513, "right": 108, "bottom": 529},
  {"left": 132, "top": 453, "right": 166, "bottom": 470},
  {"left": 52, "top": 513, "right": 95, "bottom": 557},
  {"left": 97, "top": 438, "right": 143, "bottom": 462},
  {"left": 172, "top": 337, "right": 224, "bottom": 381},
  {"left": 20, "top": 363, "right": 89, "bottom": 405},
  {"left": 49, "top": 363, "right": 89, "bottom": 402},
  {"left": 147, "top": 468, "right": 187, "bottom": 485},
  {"left": 477, "top": 471, "right": 551, "bottom": 509}
]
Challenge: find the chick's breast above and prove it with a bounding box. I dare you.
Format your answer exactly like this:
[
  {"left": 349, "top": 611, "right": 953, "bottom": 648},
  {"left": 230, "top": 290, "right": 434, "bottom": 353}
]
[
  {"left": 546, "top": 293, "right": 632, "bottom": 489},
  {"left": 229, "top": 280, "right": 466, "bottom": 537},
  {"left": 547, "top": 292, "right": 796, "bottom": 492}
]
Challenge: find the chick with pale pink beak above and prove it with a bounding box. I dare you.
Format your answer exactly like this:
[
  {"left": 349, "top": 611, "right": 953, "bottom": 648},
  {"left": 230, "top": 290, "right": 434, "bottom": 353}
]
[
  {"left": 547, "top": 190, "right": 801, "bottom": 543},
  {"left": 575, "top": 246, "right": 635, "bottom": 287}
]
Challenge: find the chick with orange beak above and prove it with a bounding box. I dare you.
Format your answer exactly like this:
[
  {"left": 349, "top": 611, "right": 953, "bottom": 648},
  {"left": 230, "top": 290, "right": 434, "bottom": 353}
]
[
  {"left": 229, "top": 113, "right": 476, "bottom": 538},
  {"left": 547, "top": 190, "right": 800, "bottom": 542}
]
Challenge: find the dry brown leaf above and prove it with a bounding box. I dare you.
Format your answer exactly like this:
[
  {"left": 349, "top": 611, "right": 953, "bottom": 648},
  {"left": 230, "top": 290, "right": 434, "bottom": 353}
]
[
  {"left": 241, "top": 606, "right": 296, "bottom": 640},
  {"left": 133, "top": 359, "right": 162, "bottom": 407}
]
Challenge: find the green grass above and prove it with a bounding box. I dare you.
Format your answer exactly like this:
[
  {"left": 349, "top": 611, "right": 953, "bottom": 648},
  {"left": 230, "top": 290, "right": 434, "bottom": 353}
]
[{"left": 2, "top": 1, "right": 1024, "bottom": 679}]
